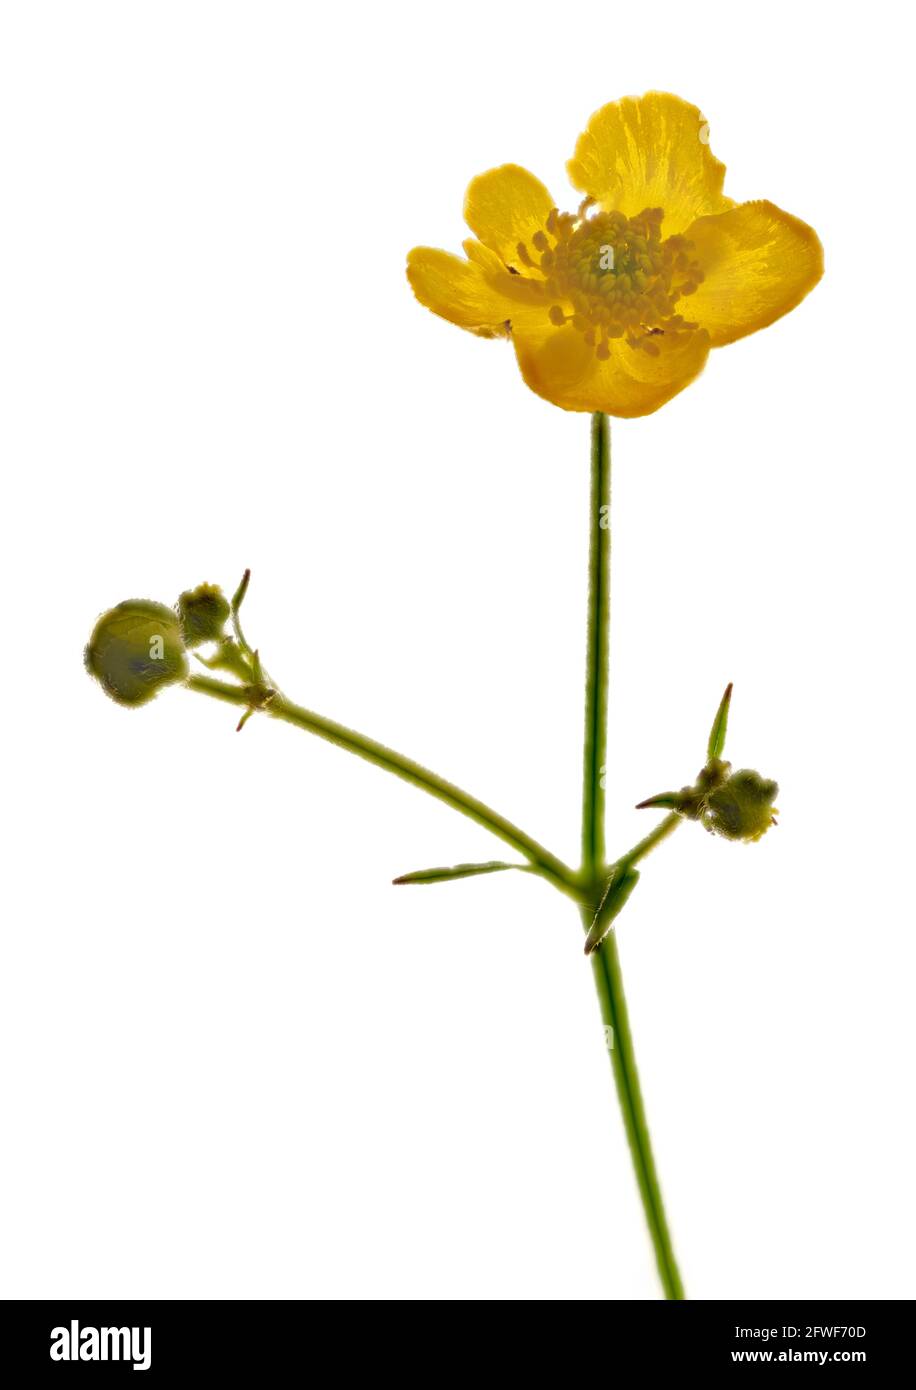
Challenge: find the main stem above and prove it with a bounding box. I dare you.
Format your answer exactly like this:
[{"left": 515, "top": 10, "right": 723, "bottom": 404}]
[{"left": 581, "top": 412, "right": 684, "bottom": 1301}]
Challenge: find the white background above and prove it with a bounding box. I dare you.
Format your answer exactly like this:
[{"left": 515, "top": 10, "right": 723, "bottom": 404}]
[{"left": 1, "top": 1, "right": 913, "bottom": 1301}]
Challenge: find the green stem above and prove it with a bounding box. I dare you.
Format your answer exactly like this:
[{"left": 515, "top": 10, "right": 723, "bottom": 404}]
[
  {"left": 622, "top": 812, "right": 681, "bottom": 870},
  {"left": 580, "top": 413, "right": 684, "bottom": 1300},
  {"left": 581, "top": 412, "right": 610, "bottom": 874},
  {"left": 186, "top": 674, "right": 578, "bottom": 897},
  {"left": 586, "top": 915, "right": 685, "bottom": 1300}
]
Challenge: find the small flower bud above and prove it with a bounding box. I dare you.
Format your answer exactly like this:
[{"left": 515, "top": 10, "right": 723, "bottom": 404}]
[
  {"left": 177, "top": 583, "right": 231, "bottom": 647},
  {"left": 703, "top": 768, "right": 779, "bottom": 842},
  {"left": 85, "top": 600, "right": 188, "bottom": 706}
]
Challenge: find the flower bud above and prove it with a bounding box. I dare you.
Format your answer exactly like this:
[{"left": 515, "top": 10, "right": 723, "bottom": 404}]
[
  {"left": 177, "top": 583, "right": 231, "bottom": 647},
  {"left": 703, "top": 768, "right": 779, "bottom": 842},
  {"left": 85, "top": 600, "right": 188, "bottom": 706}
]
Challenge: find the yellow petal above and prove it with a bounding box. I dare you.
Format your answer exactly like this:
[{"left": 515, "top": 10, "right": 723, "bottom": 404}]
[
  {"left": 511, "top": 316, "right": 711, "bottom": 418},
  {"left": 406, "top": 246, "right": 515, "bottom": 337},
  {"left": 461, "top": 239, "right": 546, "bottom": 302},
  {"left": 684, "top": 200, "right": 824, "bottom": 346},
  {"left": 463, "top": 237, "right": 506, "bottom": 274},
  {"left": 568, "top": 92, "right": 732, "bottom": 236},
  {"left": 464, "top": 164, "right": 555, "bottom": 268}
]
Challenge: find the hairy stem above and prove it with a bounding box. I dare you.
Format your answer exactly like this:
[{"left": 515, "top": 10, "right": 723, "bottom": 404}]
[
  {"left": 581, "top": 411, "right": 610, "bottom": 874},
  {"left": 623, "top": 812, "right": 681, "bottom": 870},
  {"left": 581, "top": 413, "right": 684, "bottom": 1300},
  {"left": 186, "top": 673, "right": 578, "bottom": 896},
  {"left": 586, "top": 913, "right": 685, "bottom": 1300}
]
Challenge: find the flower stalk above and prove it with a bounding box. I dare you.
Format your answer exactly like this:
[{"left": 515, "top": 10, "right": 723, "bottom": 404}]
[
  {"left": 581, "top": 411, "right": 610, "bottom": 877},
  {"left": 185, "top": 672, "right": 579, "bottom": 898},
  {"left": 580, "top": 411, "right": 684, "bottom": 1300}
]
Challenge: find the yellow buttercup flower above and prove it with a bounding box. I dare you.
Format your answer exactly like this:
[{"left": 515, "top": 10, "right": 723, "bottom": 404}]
[{"left": 407, "top": 92, "right": 823, "bottom": 418}]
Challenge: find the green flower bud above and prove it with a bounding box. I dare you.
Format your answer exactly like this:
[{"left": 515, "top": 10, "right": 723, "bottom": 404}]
[
  {"left": 85, "top": 600, "right": 188, "bottom": 706},
  {"left": 177, "top": 583, "right": 231, "bottom": 647},
  {"left": 703, "top": 768, "right": 779, "bottom": 843}
]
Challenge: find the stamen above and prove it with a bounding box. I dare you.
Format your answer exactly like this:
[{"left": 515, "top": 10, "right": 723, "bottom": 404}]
[{"left": 519, "top": 203, "right": 706, "bottom": 363}]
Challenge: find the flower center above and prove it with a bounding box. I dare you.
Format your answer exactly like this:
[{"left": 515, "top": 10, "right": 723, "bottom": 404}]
[{"left": 517, "top": 201, "right": 705, "bottom": 359}]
